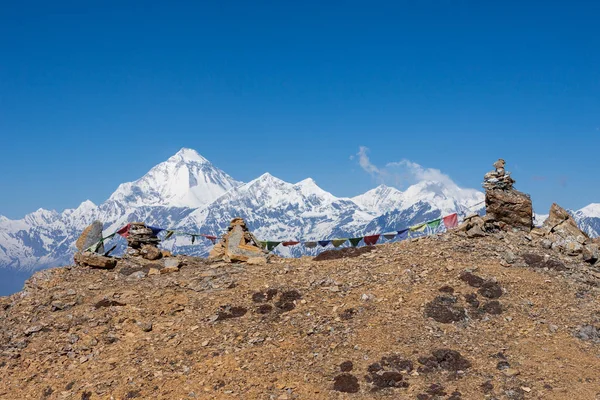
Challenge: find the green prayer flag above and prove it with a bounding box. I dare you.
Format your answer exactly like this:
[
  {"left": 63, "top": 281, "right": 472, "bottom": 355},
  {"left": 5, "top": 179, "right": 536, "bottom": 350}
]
[
  {"left": 258, "top": 241, "right": 268, "bottom": 249},
  {"left": 266, "top": 241, "right": 281, "bottom": 251},
  {"left": 427, "top": 219, "right": 442, "bottom": 229},
  {"left": 331, "top": 239, "right": 347, "bottom": 247},
  {"left": 164, "top": 230, "right": 175, "bottom": 240},
  {"left": 348, "top": 237, "right": 362, "bottom": 247}
]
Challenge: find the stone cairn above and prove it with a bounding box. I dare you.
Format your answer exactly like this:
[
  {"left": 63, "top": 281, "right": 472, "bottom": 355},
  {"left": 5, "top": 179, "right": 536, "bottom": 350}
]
[
  {"left": 482, "top": 159, "right": 515, "bottom": 190},
  {"left": 457, "top": 159, "right": 599, "bottom": 266},
  {"left": 209, "top": 218, "right": 269, "bottom": 264},
  {"left": 126, "top": 222, "right": 163, "bottom": 260},
  {"left": 458, "top": 159, "right": 533, "bottom": 237},
  {"left": 482, "top": 159, "right": 533, "bottom": 231}
]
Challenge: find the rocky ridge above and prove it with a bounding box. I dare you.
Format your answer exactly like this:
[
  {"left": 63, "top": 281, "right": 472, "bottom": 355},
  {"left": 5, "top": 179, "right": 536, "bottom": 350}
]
[{"left": 2, "top": 224, "right": 600, "bottom": 399}]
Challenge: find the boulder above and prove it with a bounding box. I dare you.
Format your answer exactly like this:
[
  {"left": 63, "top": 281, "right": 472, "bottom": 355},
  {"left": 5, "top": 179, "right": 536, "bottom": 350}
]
[
  {"left": 485, "top": 188, "right": 533, "bottom": 231},
  {"left": 140, "top": 245, "right": 162, "bottom": 261},
  {"left": 75, "top": 221, "right": 104, "bottom": 253},
  {"left": 74, "top": 252, "right": 117, "bottom": 269}
]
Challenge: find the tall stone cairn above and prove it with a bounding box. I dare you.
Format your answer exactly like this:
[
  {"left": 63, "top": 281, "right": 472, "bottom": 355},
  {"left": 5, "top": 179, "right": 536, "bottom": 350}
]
[{"left": 482, "top": 159, "right": 533, "bottom": 231}]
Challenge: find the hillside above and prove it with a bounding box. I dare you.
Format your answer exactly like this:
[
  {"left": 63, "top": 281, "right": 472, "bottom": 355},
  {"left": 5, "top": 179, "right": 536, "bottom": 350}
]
[{"left": 2, "top": 228, "right": 600, "bottom": 399}]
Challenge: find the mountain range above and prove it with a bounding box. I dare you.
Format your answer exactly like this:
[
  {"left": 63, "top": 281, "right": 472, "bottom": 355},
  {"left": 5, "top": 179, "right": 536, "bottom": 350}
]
[{"left": 1, "top": 148, "right": 598, "bottom": 276}]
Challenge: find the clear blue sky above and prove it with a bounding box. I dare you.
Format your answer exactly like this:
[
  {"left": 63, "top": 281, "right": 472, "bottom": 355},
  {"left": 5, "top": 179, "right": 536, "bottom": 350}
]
[{"left": 1, "top": 0, "right": 598, "bottom": 219}]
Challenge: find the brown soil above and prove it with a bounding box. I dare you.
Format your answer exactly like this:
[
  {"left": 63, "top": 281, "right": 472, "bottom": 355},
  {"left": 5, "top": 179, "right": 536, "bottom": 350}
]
[{"left": 2, "top": 231, "right": 600, "bottom": 399}]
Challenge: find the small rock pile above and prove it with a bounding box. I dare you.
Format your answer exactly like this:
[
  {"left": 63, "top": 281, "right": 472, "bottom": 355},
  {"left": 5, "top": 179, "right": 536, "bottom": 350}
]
[
  {"left": 125, "top": 222, "right": 163, "bottom": 260},
  {"left": 482, "top": 159, "right": 515, "bottom": 190},
  {"left": 209, "top": 218, "right": 269, "bottom": 264}
]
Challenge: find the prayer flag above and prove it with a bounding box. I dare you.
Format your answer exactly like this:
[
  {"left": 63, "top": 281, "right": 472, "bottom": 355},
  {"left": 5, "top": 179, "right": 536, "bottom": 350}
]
[
  {"left": 266, "top": 241, "right": 281, "bottom": 251},
  {"left": 410, "top": 223, "right": 427, "bottom": 232},
  {"left": 203, "top": 234, "right": 217, "bottom": 244},
  {"left": 318, "top": 240, "right": 331, "bottom": 247},
  {"left": 147, "top": 225, "right": 164, "bottom": 236},
  {"left": 116, "top": 224, "right": 131, "bottom": 238},
  {"left": 304, "top": 241, "right": 317, "bottom": 249},
  {"left": 363, "top": 234, "right": 380, "bottom": 246},
  {"left": 427, "top": 219, "right": 442, "bottom": 229},
  {"left": 282, "top": 241, "right": 300, "bottom": 247},
  {"left": 349, "top": 237, "right": 363, "bottom": 247},
  {"left": 383, "top": 232, "right": 397, "bottom": 240},
  {"left": 397, "top": 229, "right": 409, "bottom": 240},
  {"left": 443, "top": 213, "right": 459, "bottom": 229},
  {"left": 191, "top": 235, "right": 196, "bottom": 244},
  {"left": 331, "top": 239, "right": 347, "bottom": 247},
  {"left": 164, "top": 230, "right": 175, "bottom": 240}
]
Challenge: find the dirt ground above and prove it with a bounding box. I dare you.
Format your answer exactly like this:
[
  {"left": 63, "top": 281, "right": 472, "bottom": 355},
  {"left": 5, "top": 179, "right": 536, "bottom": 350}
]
[{"left": 2, "top": 230, "right": 600, "bottom": 399}]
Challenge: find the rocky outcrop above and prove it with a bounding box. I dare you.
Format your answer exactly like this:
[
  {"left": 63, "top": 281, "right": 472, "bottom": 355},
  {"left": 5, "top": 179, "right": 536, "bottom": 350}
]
[{"left": 533, "top": 203, "right": 597, "bottom": 263}]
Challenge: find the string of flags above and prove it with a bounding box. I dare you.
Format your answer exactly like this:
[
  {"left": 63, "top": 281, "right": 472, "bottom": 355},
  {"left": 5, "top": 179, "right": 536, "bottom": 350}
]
[
  {"left": 84, "top": 224, "right": 218, "bottom": 252},
  {"left": 84, "top": 212, "right": 460, "bottom": 254},
  {"left": 256, "top": 213, "right": 459, "bottom": 252}
]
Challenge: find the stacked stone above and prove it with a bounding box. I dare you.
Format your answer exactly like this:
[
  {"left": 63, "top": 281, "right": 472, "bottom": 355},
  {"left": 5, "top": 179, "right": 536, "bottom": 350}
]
[
  {"left": 482, "top": 159, "right": 515, "bottom": 190},
  {"left": 482, "top": 159, "right": 533, "bottom": 231},
  {"left": 127, "top": 222, "right": 162, "bottom": 260}
]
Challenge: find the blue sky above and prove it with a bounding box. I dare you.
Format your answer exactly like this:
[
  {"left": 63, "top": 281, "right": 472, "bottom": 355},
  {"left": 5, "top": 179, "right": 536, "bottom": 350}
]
[{"left": 1, "top": 0, "right": 599, "bottom": 219}]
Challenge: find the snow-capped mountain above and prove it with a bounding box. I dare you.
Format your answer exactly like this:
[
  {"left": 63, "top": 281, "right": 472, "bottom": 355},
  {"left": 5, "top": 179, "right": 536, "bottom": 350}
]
[
  {"left": 574, "top": 204, "right": 600, "bottom": 238},
  {"left": 170, "top": 174, "right": 375, "bottom": 257},
  {"left": 107, "top": 148, "right": 240, "bottom": 208},
  {"left": 0, "top": 149, "right": 238, "bottom": 270},
  {"left": 361, "top": 181, "right": 485, "bottom": 235},
  {"left": 0, "top": 148, "right": 598, "bottom": 280}
]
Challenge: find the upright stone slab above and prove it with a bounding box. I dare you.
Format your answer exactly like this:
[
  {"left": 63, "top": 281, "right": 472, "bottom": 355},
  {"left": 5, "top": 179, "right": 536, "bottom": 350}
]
[{"left": 75, "top": 221, "right": 104, "bottom": 253}]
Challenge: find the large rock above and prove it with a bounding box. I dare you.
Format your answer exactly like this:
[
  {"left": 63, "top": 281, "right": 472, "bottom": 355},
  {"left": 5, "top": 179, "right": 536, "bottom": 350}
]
[
  {"left": 541, "top": 203, "right": 589, "bottom": 243},
  {"left": 74, "top": 252, "right": 117, "bottom": 269},
  {"left": 485, "top": 189, "right": 533, "bottom": 231},
  {"left": 75, "top": 221, "right": 104, "bottom": 253}
]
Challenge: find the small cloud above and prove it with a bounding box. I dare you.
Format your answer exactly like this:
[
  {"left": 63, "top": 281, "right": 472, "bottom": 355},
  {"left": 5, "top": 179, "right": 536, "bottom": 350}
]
[
  {"left": 353, "top": 146, "right": 463, "bottom": 190},
  {"left": 531, "top": 176, "right": 547, "bottom": 181},
  {"left": 356, "top": 146, "right": 381, "bottom": 177}
]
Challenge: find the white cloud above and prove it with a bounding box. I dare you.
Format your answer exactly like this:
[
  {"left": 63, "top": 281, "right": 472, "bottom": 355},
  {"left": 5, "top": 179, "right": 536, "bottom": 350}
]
[{"left": 355, "top": 146, "right": 461, "bottom": 190}]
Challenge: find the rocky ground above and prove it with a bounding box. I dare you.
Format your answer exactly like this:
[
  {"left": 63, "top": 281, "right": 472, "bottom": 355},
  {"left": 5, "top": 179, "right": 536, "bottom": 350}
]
[{"left": 2, "top": 229, "right": 600, "bottom": 400}]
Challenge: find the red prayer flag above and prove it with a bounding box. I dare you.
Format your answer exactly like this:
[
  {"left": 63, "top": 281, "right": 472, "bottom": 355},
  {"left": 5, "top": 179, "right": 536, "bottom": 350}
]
[
  {"left": 363, "top": 234, "right": 380, "bottom": 246},
  {"left": 282, "top": 241, "right": 300, "bottom": 247},
  {"left": 443, "top": 213, "right": 458, "bottom": 229},
  {"left": 116, "top": 223, "right": 131, "bottom": 238}
]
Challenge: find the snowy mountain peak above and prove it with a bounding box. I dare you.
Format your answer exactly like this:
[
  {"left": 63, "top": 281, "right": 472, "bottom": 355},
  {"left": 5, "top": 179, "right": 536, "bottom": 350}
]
[
  {"left": 169, "top": 148, "right": 210, "bottom": 164},
  {"left": 352, "top": 184, "right": 404, "bottom": 215},
  {"left": 579, "top": 203, "right": 600, "bottom": 218},
  {"left": 107, "top": 149, "right": 241, "bottom": 209}
]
